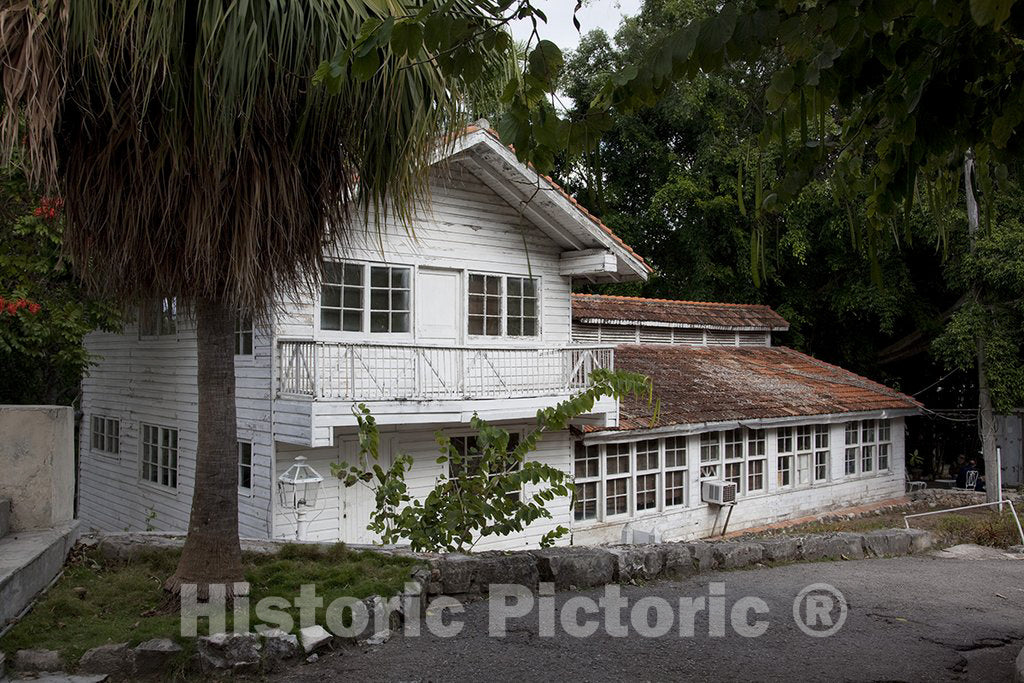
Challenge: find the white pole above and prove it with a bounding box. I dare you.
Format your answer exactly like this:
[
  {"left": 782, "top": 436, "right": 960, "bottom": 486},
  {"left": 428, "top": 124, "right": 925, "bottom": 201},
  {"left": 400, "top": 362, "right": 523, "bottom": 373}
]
[
  {"left": 997, "top": 446, "right": 1003, "bottom": 503},
  {"left": 296, "top": 507, "right": 308, "bottom": 541}
]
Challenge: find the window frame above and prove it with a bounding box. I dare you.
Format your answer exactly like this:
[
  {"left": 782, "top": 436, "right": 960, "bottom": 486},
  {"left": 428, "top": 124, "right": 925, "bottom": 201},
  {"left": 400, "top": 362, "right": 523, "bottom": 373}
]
[
  {"left": 235, "top": 314, "right": 254, "bottom": 357},
  {"left": 745, "top": 429, "right": 767, "bottom": 494},
  {"left": 138, "top": 297, "right": 177, "bottom": 339},
  {"left": 139, "top": 423, "right": 178, "bottom": 490},
  {"left": 776, "top": 427, "right": 794, "bottom": 488},
  {"left": 238, "top": 440, "right": 254, "bottom": 494},
  {"left": 90, "top": 415, "right": 120, "bottom": 456},
  {"left": 319, "top": 259, "right": 413, "bottom": 337},
  {"left": 466, "top": 271, "right": 541, "bottom": 340},
  {"left": 664, "top": 436, "right": 688, "bottom": 508},
  {"left": 573, "top": 442, "right": 601, "bottom": 522}
]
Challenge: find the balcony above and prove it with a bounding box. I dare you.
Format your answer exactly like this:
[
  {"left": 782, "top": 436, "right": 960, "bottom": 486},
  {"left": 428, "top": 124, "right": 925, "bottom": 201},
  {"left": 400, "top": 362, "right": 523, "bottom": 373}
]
[{"left": 277, "top": 340, "right": 615, "bottom": 402}]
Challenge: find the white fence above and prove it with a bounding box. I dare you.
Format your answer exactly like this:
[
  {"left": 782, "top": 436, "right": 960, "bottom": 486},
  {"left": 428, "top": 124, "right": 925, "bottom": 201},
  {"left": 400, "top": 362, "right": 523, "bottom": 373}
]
[{"left": 278, "top": 341, "right": 615, "bottom": 401}]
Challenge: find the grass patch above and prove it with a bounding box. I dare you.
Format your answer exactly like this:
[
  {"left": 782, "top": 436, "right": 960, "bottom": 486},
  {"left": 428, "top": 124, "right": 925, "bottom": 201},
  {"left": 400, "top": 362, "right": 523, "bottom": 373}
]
[
  {"left": 738, "top": 502, "right": 1023, "bottom": 550},
  {"left": 0, "top": 542, "right": 417, "bottom": 666},
  {"left": 933, "top": 512, "right": 1023, "bottom": 548}
]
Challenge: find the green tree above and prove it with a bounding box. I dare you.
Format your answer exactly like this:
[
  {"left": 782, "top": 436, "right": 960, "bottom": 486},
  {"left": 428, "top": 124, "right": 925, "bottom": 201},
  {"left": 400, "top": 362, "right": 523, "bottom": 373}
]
[
  {"left": 334, "top": 369, "right": 652, "bottom": 552},
  {"left": 0, "top": 166, "right": 120, "bottom": 405},
  {"left": 0, "top": 1, "right": 499, "bottom": 595}
]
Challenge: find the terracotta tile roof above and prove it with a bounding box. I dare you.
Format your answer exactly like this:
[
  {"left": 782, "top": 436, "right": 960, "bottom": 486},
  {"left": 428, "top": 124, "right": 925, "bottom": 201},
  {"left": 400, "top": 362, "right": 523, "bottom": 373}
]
[
  {"left": 572, "top": 293, "right": 790, "bottom": 331},
  {"left": 463, "top": 126, "right": 652, "bottom": 273},
  {"left": 608, "top": 345, "right": 920, "bottom": 431}
]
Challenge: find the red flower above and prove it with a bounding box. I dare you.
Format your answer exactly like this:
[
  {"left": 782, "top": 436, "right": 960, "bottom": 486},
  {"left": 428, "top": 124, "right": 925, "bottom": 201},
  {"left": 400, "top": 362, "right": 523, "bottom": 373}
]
[{"left": 28, "top": 302, "right": 41, "bottom": 315}]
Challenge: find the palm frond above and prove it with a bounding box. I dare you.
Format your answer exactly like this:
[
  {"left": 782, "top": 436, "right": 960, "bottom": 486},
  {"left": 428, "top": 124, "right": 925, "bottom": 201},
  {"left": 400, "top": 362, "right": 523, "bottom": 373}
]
[{"left": 0, "top": 0, "right": 495, "bottom": 316}]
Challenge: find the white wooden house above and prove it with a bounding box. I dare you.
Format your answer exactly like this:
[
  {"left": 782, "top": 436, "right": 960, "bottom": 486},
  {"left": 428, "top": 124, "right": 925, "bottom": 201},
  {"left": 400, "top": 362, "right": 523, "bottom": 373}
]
[{"left": 78, "top": 128, "right": 920, "bottom": 549}]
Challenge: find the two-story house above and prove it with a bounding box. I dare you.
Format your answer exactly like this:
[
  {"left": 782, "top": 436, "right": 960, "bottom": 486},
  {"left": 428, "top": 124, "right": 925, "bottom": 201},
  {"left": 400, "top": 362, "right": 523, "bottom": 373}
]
[{"left": 78, "top": 127, "right": 920, "bottom": 549}]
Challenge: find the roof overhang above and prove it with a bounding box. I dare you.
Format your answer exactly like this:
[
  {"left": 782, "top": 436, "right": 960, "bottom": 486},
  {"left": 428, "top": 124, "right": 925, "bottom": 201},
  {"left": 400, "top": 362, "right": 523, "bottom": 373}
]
[
  {"left": 441, "top": 129, "right": 651, "bottom": 283},
  {"left": 582, "top": 408, "right": 922, "bottom": 443}
]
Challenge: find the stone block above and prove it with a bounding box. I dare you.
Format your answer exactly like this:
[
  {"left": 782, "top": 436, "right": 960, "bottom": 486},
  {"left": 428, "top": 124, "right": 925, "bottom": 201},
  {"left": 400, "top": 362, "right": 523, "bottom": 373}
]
[
  {"left": 78, "top": 642, "right": 134, "bottom": 677},
  {"left": 133, "top": 638, "right": 182, "bottom": 676},
  {"left": 862, "top": 529, "right": 913, "bottom": 557},
  {"left": 759, "top": 537, "right": 801, "bottom": 564},
  {"left": 299, "top": 625, "right": 333, "bottom": 654},
  {"left": 800, "top": 533, "right": 864, "bottom": 561},
  {"left": 711, "top": 542, "right": 764, "bottom": 570},
  {"left": 14, "top": 648, "right": 63, "bottom": 673},
  {"left": 197, "top": 632, "right": 262, "bottom": 673},
  {"left": 530, "top": 547, "right": 616, "bottom": 589},
  {"left": 261, "top": 628, "right": 299, "bottom": 669},
  {"left": 659, "top": 543, "right": 699, "bottom": 579},
  {"left": 608, "top": 545, "right": 664, "bottom": 583}
]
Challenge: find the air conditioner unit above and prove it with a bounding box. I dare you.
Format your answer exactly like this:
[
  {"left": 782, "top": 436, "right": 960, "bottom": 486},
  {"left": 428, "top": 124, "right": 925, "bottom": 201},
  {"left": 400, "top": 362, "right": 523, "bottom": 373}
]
[{"left": 701, "top": 480, "right": 737, "bottom": 506}]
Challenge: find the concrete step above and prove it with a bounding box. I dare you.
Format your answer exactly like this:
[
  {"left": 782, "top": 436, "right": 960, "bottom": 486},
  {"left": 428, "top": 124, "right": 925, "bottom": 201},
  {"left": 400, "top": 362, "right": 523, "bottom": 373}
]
[
  {"left": 0, "top": 520, "right": 80, "bottom": 633},
  {"left": 0, "top": 497, "right": 10, "bottom": 539}
]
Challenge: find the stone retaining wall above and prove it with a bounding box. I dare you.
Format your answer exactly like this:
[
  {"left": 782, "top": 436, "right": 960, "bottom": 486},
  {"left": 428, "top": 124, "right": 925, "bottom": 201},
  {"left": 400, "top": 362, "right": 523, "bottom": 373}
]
[{"left": 423, "top": 528, "right": 934, "bottom": 598}]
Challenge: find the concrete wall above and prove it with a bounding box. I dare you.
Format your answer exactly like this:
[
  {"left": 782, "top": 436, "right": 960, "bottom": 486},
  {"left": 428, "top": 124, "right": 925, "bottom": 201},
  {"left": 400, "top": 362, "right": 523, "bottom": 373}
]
[{"left": 0, "top": 405, "right": 75, "bottom": 531}]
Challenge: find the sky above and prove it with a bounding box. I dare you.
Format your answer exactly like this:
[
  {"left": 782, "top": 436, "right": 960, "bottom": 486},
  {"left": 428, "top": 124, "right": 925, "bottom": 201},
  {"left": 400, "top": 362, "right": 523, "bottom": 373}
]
[{"left": 509, "top": 0, "right": 642, "bottom": 52}]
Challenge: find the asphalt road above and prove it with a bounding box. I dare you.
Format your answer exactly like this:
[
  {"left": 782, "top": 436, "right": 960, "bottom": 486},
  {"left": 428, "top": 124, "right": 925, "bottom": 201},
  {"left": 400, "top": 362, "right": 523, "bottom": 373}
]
[{"left": 274, "top": 550, "right": 1024, "bottom": 682}]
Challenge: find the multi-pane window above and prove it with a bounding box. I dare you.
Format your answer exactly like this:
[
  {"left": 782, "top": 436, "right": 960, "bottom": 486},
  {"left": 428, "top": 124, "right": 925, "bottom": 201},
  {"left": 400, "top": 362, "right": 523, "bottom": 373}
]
[
  {"left": 699, "top": 432, "right": 721, "bottom": 480},
  {"left": 777, "top": 427, "right": 794, "bottom": 487},
  {"left": 91, "top": 416, "right": 120, "bottom": 455},
  {"left": 664, "top": 436, "right": 687, "bottom": 507},
  {"left": 635, "top": 440, "right": 659, "bottom": 512},
  {"left": 747, "top": 459, "right": 765, "bottom": 492},
  {"left": 746, "top": 429, "right": 766, "bottom": 493},
  {"left": 468, "top": 273, "right": 539, "bottom": 337},
  {"left": 724, "top": 429, "right": 744, "bottom": 460},
  {"left": 321, "top": 261, "right": 410, "bottom": 333},
  {"left": 573, "top": 443, "right": 600, "bottom": 521},
  {"left": 238, "top": 441, "right": 253, "bottom": 491},
  {"left": 605, "top": 443, "right": 630, "bottom": 516},
  {"left": 813, "top": 425, "right": 830, "bottom": 482},
  {"left": 321, "top": 261, "right": 364, "bottom": 332},
  {"left": 449, "top": 433, "right": 522, "bottom": 500},
  {"left": 795, "top": 425, "right": 813, "bottom": 485},
  {"left": 369, "top": 266, "right": 411, "bottom": 333},
  {"left": 861, "top": 419, "right": 876, "bottom": 473},
  {"left": 725, "top": 462, "right": 743, "bottom": 491},
  {"left": 878, "top": 419, "right": 892, "bottom": 471},
  {"left": 141, "top": 424, "right": 178, "bottom": 489},
  {"left": 468, "top": 274, "right": 503, "bottom": 336},
  {"left": 235, "top": 314, "right": 253, "bottom": 356},
  {"left": 139, "top": 297, "right": 176, "bottom": 337},
  {"left": 506, "top": 277, "right": 538, "bottom": 336},
  {"left": 844, "top": 422, "right": 859, "bottom": 475}
]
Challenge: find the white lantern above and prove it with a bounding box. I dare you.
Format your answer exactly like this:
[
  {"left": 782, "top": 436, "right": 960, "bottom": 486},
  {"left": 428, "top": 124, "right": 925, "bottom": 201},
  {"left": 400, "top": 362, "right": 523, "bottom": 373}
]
[{"left": 277, "top": 456, "right": 323, "bottom": 540}]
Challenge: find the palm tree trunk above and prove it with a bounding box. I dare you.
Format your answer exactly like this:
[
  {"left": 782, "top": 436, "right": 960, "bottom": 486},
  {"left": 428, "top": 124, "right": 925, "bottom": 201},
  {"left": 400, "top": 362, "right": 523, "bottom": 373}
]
[
  {"left": 165, "top": 296, "right": 244, "bottom": 597},
  {"left": 977, "top": 333, "right": 1000, "bottom": 503},
  {"left": 964, "top": 150, "right": 1000, "bottom": 504}
]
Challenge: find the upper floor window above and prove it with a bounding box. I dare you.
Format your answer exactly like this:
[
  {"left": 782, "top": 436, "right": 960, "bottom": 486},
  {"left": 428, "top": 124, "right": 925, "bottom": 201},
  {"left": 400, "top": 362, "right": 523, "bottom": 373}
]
[
  {"left": 141, "top": 423, "right": 178, "bottom": 489},
  {"left": 235, "top": 314, "right": 253, "bottom": 356},
  {"left": 321, "top": 261, "right": 410, "bottom": 334},
  {"left": 91, "top": 416, "right": 120, "bottom": 455},
  {"left": 468, "top": 273, "right": 539, "bottom": 337},
  {"left": 139, "top": 297, "right": 176, "bottom": 337},
  {"left": 238, "top": 441, "right": 253, "bottom": 492}
]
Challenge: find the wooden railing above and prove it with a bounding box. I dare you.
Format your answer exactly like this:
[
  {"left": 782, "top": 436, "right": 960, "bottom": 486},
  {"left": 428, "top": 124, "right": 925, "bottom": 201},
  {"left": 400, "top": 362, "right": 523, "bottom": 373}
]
[{"left": 277, "top": 340, "right": 614, "bottom": 401}]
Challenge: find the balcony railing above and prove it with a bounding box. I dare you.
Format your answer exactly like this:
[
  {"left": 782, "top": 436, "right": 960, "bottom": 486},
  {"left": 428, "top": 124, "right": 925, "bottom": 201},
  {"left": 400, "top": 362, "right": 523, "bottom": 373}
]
[{"left": 277, "top": 340, "right": 615, "bottom": 401}]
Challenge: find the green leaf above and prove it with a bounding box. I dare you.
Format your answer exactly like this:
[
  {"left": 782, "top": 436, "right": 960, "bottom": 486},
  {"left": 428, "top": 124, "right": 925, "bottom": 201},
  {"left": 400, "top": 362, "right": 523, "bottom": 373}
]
[
  {"left": 528, "top": 40, "right": 564, "bottom": 89},
  {"left": 970, "top": 0, "right": 1016, "bottom": 28}
]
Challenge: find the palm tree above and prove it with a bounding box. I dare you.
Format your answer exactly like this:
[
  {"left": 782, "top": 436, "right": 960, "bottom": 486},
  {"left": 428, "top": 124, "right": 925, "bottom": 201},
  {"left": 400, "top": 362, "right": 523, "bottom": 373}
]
[{"left": 0, "top": 0, "right": 494, "bottom": 595}]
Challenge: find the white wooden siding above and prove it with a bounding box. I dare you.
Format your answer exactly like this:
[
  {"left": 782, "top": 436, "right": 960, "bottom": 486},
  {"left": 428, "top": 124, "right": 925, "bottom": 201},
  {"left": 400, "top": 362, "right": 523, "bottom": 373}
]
[
  {"left": 273, "top": 423, "right": 574, "bottom": 550},
  {"left": 275, "top": 166, "right": 571, "bottom": 345},
  {"left": 571, "top": 322, "right": 771, "bottom": 347},
  {"left": 78, "top": 317, "right": 275, "bottom": 538}
]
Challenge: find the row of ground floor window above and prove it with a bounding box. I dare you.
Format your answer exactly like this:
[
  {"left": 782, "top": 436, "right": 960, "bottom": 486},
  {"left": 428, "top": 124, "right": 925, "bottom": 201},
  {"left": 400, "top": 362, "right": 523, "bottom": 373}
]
[{"left": 573, "top": 419, "right": 896, "bottom": 523}]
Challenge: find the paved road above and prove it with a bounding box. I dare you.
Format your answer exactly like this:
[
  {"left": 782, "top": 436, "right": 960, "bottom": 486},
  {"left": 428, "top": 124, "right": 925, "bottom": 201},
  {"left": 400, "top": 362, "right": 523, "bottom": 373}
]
[{"left": 275, "top": 551, "right": 1024, "bottom": 682}]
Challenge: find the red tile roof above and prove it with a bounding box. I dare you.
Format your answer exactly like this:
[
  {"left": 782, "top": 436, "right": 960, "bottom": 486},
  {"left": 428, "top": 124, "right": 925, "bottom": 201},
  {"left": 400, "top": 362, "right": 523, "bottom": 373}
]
[
  {"left": 609, "top": 345, "right": 920, "bottom": 431},
  {"left": 463, "top": 126, "right": 652, "bottom": 273},
  {"left": 572, "top": 294, "right": 790, "bottom": 331}
]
